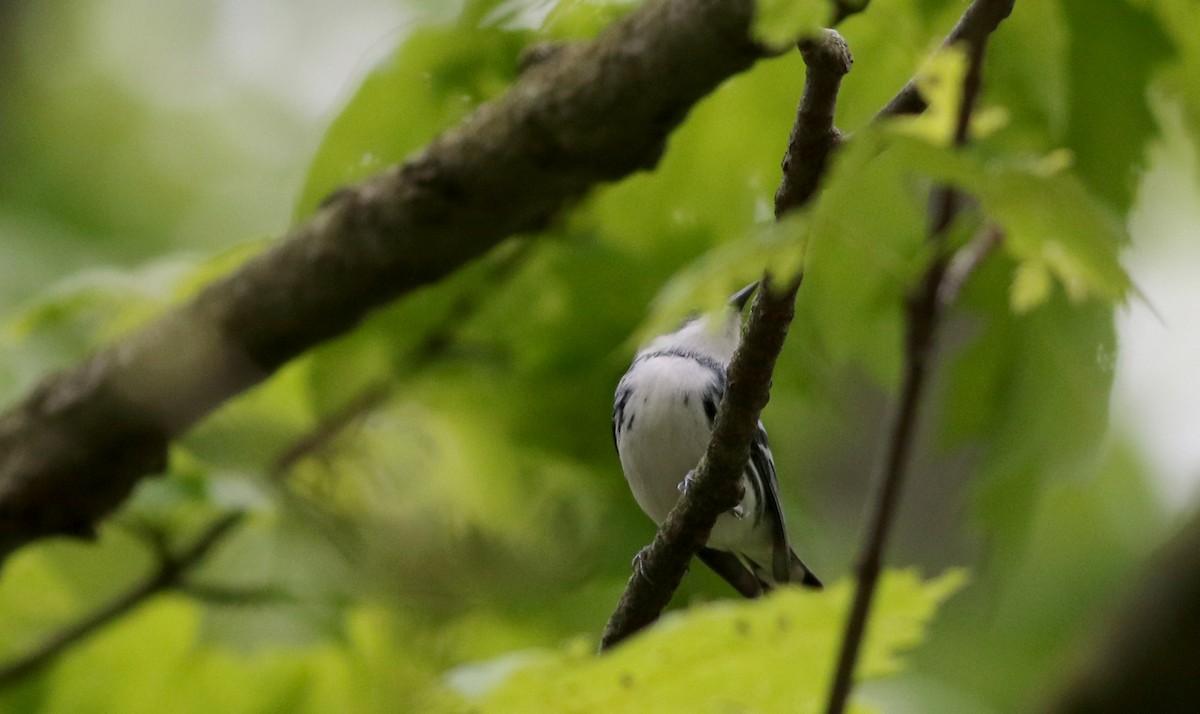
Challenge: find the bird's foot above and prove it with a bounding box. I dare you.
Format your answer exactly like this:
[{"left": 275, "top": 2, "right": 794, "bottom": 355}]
[
  {"left": 632, "top": 546, "right": 655, "bottom": 583},
  {"left": 677, "top": 470, "right": 744, "bottom": 518},
  {"left": 676, "top": 469, "right": 698, "bottom": 495}
]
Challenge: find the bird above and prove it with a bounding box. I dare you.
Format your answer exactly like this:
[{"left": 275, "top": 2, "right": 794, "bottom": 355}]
[{"left": 612, "top": 281, "right": 821, "bottom": 597}]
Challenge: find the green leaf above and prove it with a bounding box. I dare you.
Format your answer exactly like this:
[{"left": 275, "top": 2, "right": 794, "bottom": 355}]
[
  {"left": 634, "top": 212, "right": 810, "bottom": 348},
  {"left": 472, "top": 569, "right": 967, "bottom": 712},
  {"left": 1061, "top": 0, "right": 1173, "bottom": 211},
  {"left": 752, "top": 0, "right": 832, "bottom": 49},
  {"left": 293, "top": 23, "right": 528, "bottom": 220},
  {"left": 1147, "top": 0, "right": 1200, "bottom": 181},
  {"left": 940, "top": 254, "right": 1118, "bottom": 556},
  {"left": 888, "top": 136, "right": 1131, "bottom": 308},
  {"left": 539, "top": 0, "right": 641, "bottom": 40},
  {"left": 891, "top": 47, "right": 1010, "bottom": 147},
  {"left": 786, "top": 130, "right": 929, "bottom": 390},
  {"left": 1008, "top": 259, "right": 1052, "bottom": 313}
]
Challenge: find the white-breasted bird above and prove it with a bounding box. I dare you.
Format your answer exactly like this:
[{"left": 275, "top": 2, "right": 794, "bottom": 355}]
[{"left": 612, "top": 282, "right": 821, "bottom": 597}]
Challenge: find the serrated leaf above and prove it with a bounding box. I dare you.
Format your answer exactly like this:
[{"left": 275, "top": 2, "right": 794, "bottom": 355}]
[
  {"left": 471, "top": 569, "right": 967, "bottom": 712},
  {"left": 891, "top": 47, "right": 1009, "bottom": 147},
  {"left": 887, "top": 136, "right": 1131, "bottom": 308}
]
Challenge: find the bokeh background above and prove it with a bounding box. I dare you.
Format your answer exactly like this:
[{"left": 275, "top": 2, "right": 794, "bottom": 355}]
[{"left": 1, "top": 0, "right": 1197, "bottom": 711}]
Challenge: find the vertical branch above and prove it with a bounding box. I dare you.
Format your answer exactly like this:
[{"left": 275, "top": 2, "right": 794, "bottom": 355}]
[
  {"left": 600, "top": 28, "right": 853, "bottom": 652},
  {"left": 824, "top": 3, "right": 1012, "bottom": 712}
]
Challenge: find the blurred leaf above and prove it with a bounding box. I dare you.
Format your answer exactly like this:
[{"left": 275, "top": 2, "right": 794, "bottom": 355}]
[
  {"left": 473, "top": 569, "right": 966, "bottom": 712},
  {"left": 294, "top": 23, "right": 528, "bottom": 219},
  {"left": 6, "top": 239, "right": 268, "bottom": 348},
  {"left": 1061, "top": 0, "right": 1172, "bottom": 212},
  {"left": 891, "top": 47, "right": 1009, "bottom": 146},
  {"left": 787, "top": 130, "right": 928, "bottom": 391},
  {"left": 941, "top": 254, "right": 1118, "bottom": 555},
  {"left": 752, "top": 0, "right": 832, "bottom": 49},
  {"left": 886, "top": 135, "right": 1131, "bottom": 308},
  {"left": 1146, "top": 0, "right": 1200, "bottom": 182},
  {"left": 1008, "top": 260, "right": 1051, "bottom": 314},
  {"left": 635, "top": 212, "right": 810, "bottom": 347},
  {"left": 539, "top": 0, "right": 640, "bottom": 39},
  {"left": 0, "top": 598, "right": 457, "bottom": 714},
  {"left": 915, "top": 441, "right": 1166, "bottom": 711}
]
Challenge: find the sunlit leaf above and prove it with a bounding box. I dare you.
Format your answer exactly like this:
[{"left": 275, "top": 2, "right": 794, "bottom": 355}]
[
  {"left": 752, "top": 0, "right": 832, "bottom": 49},
  {"left": 472, "top": 569, "right": 967, "bottom": 712},
  {"left": 886, "top": 136, "right": 1130, "bottom": 308}
]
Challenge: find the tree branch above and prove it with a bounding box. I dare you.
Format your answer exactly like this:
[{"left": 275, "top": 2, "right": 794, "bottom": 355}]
[
  {"left": 825, "top": 3, "right": 1012, "bottom": 712},
  {"left": 600, "top": 27, "right": 854, "bottom": 652},
  {"left": 876, "top": 0, "right": 1015, "bottom": 120},
  {"left": 0, "top": 0, "right": 771, "bottom": 563},
  {"left": 775, "top": 29, "right": 854, "bottom": 217},
  {"left": 0, "top": 512, "right": 243, "bottom": 687}
]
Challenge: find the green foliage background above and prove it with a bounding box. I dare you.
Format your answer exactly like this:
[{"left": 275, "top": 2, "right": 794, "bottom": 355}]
[{"left": 0, "top": 0, "right": 1194, "bottom": 711}]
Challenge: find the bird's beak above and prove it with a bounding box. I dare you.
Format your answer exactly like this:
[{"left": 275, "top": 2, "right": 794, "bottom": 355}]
[{"left": 728, "top": 281, "right": 759, "bottom": 311}]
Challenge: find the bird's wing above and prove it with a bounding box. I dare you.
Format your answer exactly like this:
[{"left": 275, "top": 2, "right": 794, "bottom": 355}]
[
  {"left": 747, "top": 422, "right": 795, "bottom": 584},
  {"left": 697, "top": 547, "right": 764, "bottom": 598}
]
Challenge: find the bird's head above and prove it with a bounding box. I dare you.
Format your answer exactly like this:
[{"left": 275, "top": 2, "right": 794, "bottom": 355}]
[{"left": 640, "top": 282, "right": 758, "bottom": 365}]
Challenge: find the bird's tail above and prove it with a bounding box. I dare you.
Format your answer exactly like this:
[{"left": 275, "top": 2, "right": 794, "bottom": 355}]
[
  {"left": 752, "top": 548, "right": 822, "bottom": 591},
  {"left": 790, "top": 550, "right": 823, "bottom": 589}
]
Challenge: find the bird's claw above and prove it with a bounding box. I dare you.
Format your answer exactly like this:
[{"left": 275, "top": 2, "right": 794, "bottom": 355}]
[
  {"left": 632, "top": 546, "right": 655, "bottom": 583},
  {"left": 677, "top": 470, "right": 744, "bottom": 518},
  {"left": 677, "top": 469, "right": 698, "bottom": 495}
]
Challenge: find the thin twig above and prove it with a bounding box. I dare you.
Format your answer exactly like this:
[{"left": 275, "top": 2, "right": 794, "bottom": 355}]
[
  {"left": 0, "top": 512, "right": 243, "bottom": 687},
  {"left": 270, "top": 385, "right": 391, "bottom": 479},
  {"left": 600, "top": 28, "right": 854, "bottom": 651},
  {"left": 824, "top": 3, "right": 1012, "bottom": 713},
  {"left": 938, "top": 225, "right": 1004, "bottom": 307},
  {"left": 876, "top": 0, "right": 1015, "bottom": 120}
]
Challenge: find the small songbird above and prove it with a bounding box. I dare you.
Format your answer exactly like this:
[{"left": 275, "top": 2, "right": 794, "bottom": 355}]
[{"left": 612, "top": 282, "right": 821, "bottom": 597}]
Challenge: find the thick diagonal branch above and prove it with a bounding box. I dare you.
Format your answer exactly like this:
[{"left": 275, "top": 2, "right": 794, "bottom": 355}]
[
  {"left": 0, "top": 0, "right": 770, "bottom": 563},
  {"left": 600, "top": 28, "right": 853, "bottom": 651}
]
